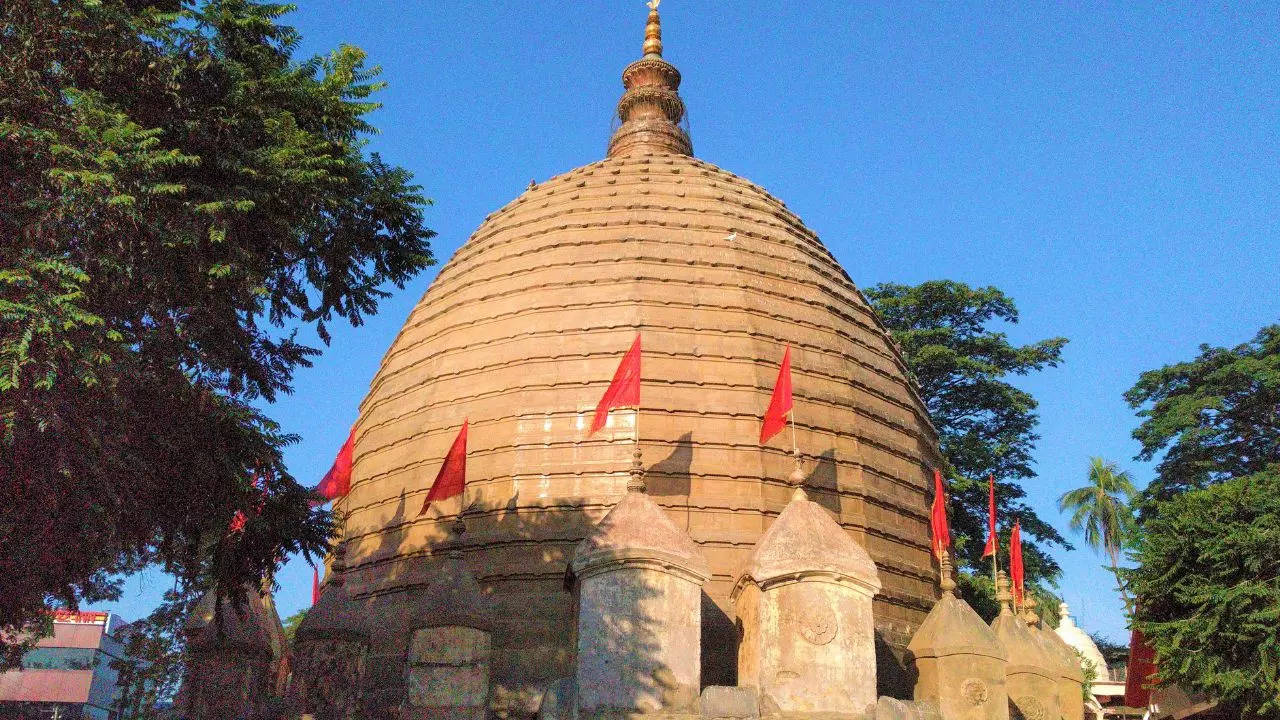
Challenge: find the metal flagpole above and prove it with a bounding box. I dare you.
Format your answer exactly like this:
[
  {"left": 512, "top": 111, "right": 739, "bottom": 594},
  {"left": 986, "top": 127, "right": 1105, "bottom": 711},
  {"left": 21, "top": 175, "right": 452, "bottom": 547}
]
[{"left": 789, "top": 405, "right": 797, "bottom": 457}]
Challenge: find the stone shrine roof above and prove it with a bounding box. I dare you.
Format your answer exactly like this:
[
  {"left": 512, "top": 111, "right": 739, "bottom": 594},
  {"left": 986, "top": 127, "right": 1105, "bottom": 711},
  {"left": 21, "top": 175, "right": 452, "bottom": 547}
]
[
  {"left": 572, "top": 483, "right": 710, "bottom": 579},
  {"left": 338, "top": 4, "right": 947, "bottom": 688},
  {"left": 907, "top": 591, "right": 1006, "bottom": 661},
  {"left": 184, "top": 589, "right": 277, "bottom": 653},
  {"left": 745, "top": 489, "right": 881, "bottom": 591}
]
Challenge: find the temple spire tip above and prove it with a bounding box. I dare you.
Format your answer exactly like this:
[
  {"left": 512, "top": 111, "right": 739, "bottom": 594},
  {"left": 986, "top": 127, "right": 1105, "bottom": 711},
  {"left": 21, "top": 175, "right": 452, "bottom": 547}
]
[
  {"left": 607, "top": 1, "right": 691, "bottom": 157},
  {"left": 643, "top": 0, "right": 663, "bottom": 57}
]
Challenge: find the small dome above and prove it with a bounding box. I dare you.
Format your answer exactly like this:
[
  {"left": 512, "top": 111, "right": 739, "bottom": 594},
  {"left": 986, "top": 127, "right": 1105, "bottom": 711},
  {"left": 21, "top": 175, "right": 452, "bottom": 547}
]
[
  {"left": 745, "top": 489, "right": 880, "bottom": 592},
  {"left": 184, "top": 589, "right": 275, "bottom": 652},
  {"left": 908, "top": 592, "right": 1006, "bottom": 661},
  {"left": 410, "top": 547, "right": 498, "bottom": 632},
  {"left": 297, "top": 582, "right": 368, "bottom": 643},
  {"left": 991, "top": 611, "right": 1057, "bottom": 673},
  {"left": 572, "top": 488, "right": 709, "bottom": 579},
  {"left": 1054, "top": 603, "right": 1109, "bottom": 680}
]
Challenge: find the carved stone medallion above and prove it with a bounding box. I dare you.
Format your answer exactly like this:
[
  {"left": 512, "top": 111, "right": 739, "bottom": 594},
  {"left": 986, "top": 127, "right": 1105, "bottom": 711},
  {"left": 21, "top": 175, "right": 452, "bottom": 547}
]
[
  {"left": 960, "top": 678, "right": 989, "bottom": 705},
  {"left": 791, "top": 597, "right": 838, "bottom": 646},
  {"left": 1014, "top": 695, "right": 1047, "bottom": 720}
]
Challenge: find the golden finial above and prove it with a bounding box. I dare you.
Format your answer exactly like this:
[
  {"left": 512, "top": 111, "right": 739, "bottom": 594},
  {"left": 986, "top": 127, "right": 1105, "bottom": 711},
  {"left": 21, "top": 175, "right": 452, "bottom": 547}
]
[
  {"left": 996, "top": 570, "right": 1013, "bottom": 616},
  {"left": 643, "top": 0, "right": 663, "bottom": 57},
  {"left": 1020, "top": 590, "right": 1040, "bottom": 626},
  {"left": 939, "top": 550, "right": 956, "bottom": 596},
  {"left": 627, "top": 445, "right": 647, "bottom": 493}
]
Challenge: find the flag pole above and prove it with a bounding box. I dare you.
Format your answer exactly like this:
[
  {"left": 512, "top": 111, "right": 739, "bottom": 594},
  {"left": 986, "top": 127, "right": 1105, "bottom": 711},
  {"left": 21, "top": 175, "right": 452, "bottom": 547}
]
[
  {"left": 789, "top": 406, "right": 797, "bottom": 457},
  {"left": 991, "top": 541, "right": 999, "bottom": 601},
  {"left": 1011, "top": 517, "right": 1020, "bottom": 614}
]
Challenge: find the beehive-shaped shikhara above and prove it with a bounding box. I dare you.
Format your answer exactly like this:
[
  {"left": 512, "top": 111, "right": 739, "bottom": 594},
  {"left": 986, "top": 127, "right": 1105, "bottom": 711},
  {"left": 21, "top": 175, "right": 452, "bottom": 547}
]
[{"left": 341, "top": 5, "right": 942, "bottom": 701}]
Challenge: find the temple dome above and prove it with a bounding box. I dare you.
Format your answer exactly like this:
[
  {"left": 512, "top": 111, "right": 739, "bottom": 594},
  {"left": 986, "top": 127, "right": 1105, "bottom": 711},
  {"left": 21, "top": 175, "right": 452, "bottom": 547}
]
[
  {"left": 1055, "top": 603, "right": 1109, "bottom": 679},
  {"left": 339, "top": 5, "right": 942, "bottom": 696}
]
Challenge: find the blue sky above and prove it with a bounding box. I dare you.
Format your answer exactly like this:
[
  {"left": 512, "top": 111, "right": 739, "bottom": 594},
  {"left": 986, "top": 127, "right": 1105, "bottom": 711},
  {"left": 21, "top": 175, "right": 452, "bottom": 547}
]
[{"left": 103, "top": 1, "right": 1279, "bottom": 644}]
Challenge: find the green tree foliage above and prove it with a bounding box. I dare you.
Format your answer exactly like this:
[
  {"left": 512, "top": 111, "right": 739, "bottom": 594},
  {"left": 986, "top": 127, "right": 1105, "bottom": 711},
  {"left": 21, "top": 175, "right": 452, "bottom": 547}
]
[
  {"left": 1057, "top": 457, "right": 1137, "bottom": 609},
  {"left": 1126, "top": 325, "right": 1280, "bottom": 506},
  {"left": 1124, "top": 324, "right": 1280, "bottom": 716},
  {"left": 1126, "top": 471, "right": 1280, "bottom": 717},
  {"left": 281, "top": 607, "right": 307, "bottom": 643},
  {"left": 1089, "top": 631, "right": 1130, "bottom": 668},
  {"left": 865, "top": 280, "right": 1071, "bottom": 589},
  {"left": 0, "top": 0, "right": 434, "bottom": 660}
]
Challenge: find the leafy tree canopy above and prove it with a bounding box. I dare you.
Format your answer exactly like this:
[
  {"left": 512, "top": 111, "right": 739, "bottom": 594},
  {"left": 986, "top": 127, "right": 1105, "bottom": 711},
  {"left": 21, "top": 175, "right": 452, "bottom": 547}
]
[
  {"left": 1124, "top": 324, "right": 1280, "bottom": 716},
  {"left": 281, "top": 607, "right": 307, "bottom": 644},
  {"left": 1127, "top": 470, "right": 1280, "bottom": 717},
  {"left": 1125, "top": 324, "right": 1280, "bottom": 507},
  {"left": 1058, "top": 457, "right": 1137, "bottom": 609},
  {"left": 865, "top": 280, "right": 1071, "bottom": 590},
  {"left": 0, "top": 0, "right": 434, "bottom": 659}
]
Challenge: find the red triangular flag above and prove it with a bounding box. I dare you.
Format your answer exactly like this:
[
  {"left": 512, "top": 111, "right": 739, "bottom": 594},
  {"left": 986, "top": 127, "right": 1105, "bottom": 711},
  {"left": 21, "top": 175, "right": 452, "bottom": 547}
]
[
  {"left": 930, "top": 468, "right": 951, "bottom": 560},
  {"left": 1010, "top": 519, "right": 1025, "bottom": 605},
  {"left": 315, "top": 428, "right": 355, "bottom": 501},
  {"left": 419, "top": 420, "right": 468, "bottom": 516},
  {"left": 982, "top": 474, "right": 998, "bottom": 558},
  {"left": 760, "top": 346, "right": 793, "bottom": 444},
  {"left": 590, "top": 335, "right": 642, "bottom": 435},
  {"left": 311, "top": 565, "right": 320, "bottom": 605}
]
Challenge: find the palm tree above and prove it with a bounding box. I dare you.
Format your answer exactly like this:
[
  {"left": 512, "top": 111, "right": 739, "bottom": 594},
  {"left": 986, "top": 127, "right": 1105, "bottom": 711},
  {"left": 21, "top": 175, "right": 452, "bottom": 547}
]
[{"left": 1058, "top": 457, "right": 1138, "bottom": 610}]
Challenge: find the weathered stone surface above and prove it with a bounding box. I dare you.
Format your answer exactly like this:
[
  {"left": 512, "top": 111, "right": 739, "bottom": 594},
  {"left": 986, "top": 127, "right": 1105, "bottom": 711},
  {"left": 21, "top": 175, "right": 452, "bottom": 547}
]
[
  {"left": 700, "top": 685, "right": 759, "bottom": 719},
  {"left": 409, "top": 624, "right": 491, "bottom": 666},
  {"left": 989, "top": 611, "right": 1058, "bottom": 720},
  {"left": 734, "top": 490, "right": 882, "bottom": 716},
  {"left": 1023, "top": 608, "right": 1083, "bottom": 720},
  {"left": 179, "top": 588, "right": 287, "bottom": 720},
  {"left": 873, "top": 695, "right": 942, "bottom": 720},
  {"left": 293, "top": 572, "right": 371, "bottom": 720},
  {"left": 536, "top": 677, "right": 576, "bottom": 720},
  {"left": 292, "top": 637, "right": 368, "bottom": 720},
  {"left": 405, "top": 625, "right": 492, "bottom": 712},
  {"left": 907, "top": 590, "right": 1008, "bottom": 720},
  {"left": 573, "top": 488, "right": 711, "bottom": 716}
]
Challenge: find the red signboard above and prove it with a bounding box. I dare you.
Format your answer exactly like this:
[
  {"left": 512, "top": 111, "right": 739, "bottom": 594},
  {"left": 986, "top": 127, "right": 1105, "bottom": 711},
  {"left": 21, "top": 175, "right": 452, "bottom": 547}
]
[{"left": 48, "top": 610, "right": 109, "bottom": 626}]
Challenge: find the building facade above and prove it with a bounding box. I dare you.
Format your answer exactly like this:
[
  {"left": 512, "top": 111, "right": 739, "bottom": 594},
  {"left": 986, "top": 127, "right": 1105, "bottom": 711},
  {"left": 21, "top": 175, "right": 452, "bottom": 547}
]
[{"left": 0, "top": 611, "right": 144, "bottom": 720}]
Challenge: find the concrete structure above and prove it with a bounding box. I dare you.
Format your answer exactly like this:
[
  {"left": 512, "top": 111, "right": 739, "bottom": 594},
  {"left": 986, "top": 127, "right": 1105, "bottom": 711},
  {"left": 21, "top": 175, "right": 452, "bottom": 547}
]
[
  {"left": 339, "top": 3, "right": 942, "bottom": 712},
  {"left": 906, "top": 553, "right": 1008, "bottom": 720},
  {"left": 179, "top": 586, "right": 289, "bottom": 720},
  {"left": 402, "top": 514, "right": 498, "bottom": 720},
  {"left": 292, "top": 540, "right": 370, "bottom": 720},
  {"left": 0, "top": 611, "right": 144, "bottom": 719},
  {"left": 990, "top": 574, "right": 1059, "bottom": 720},
  {"left": 570, "top": 453, "right": 710, "bottom": 717},
  {"left": 732, "top": 476, "right": 882, "bottom": 716},
  {"left": 1020, "top": 596, "right": 1084, "bottom": 720},
  {"left": 1054, "top": 603, "right": 1107, "bottom": 681}
]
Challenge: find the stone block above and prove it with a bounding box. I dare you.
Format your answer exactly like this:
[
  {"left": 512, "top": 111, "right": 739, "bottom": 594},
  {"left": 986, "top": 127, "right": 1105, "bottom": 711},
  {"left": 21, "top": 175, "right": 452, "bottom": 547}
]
[
  {"left": 407, "top": 663, "right": 490, "bottom": 707},
  {"left": 874, "top": 695, "right": 941, "bottom": 720},
  {"left": 572, "top": 488, "right": 711, "bottom": 716},
  {"left": 408, "top": 625, "right": 491, "bottom": 665},
  {"left": 699, "top": 685, "right": 759, "bottom": 719},
  {"left": 536, "top": 677, "right": 577, "bottom": 720}
]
